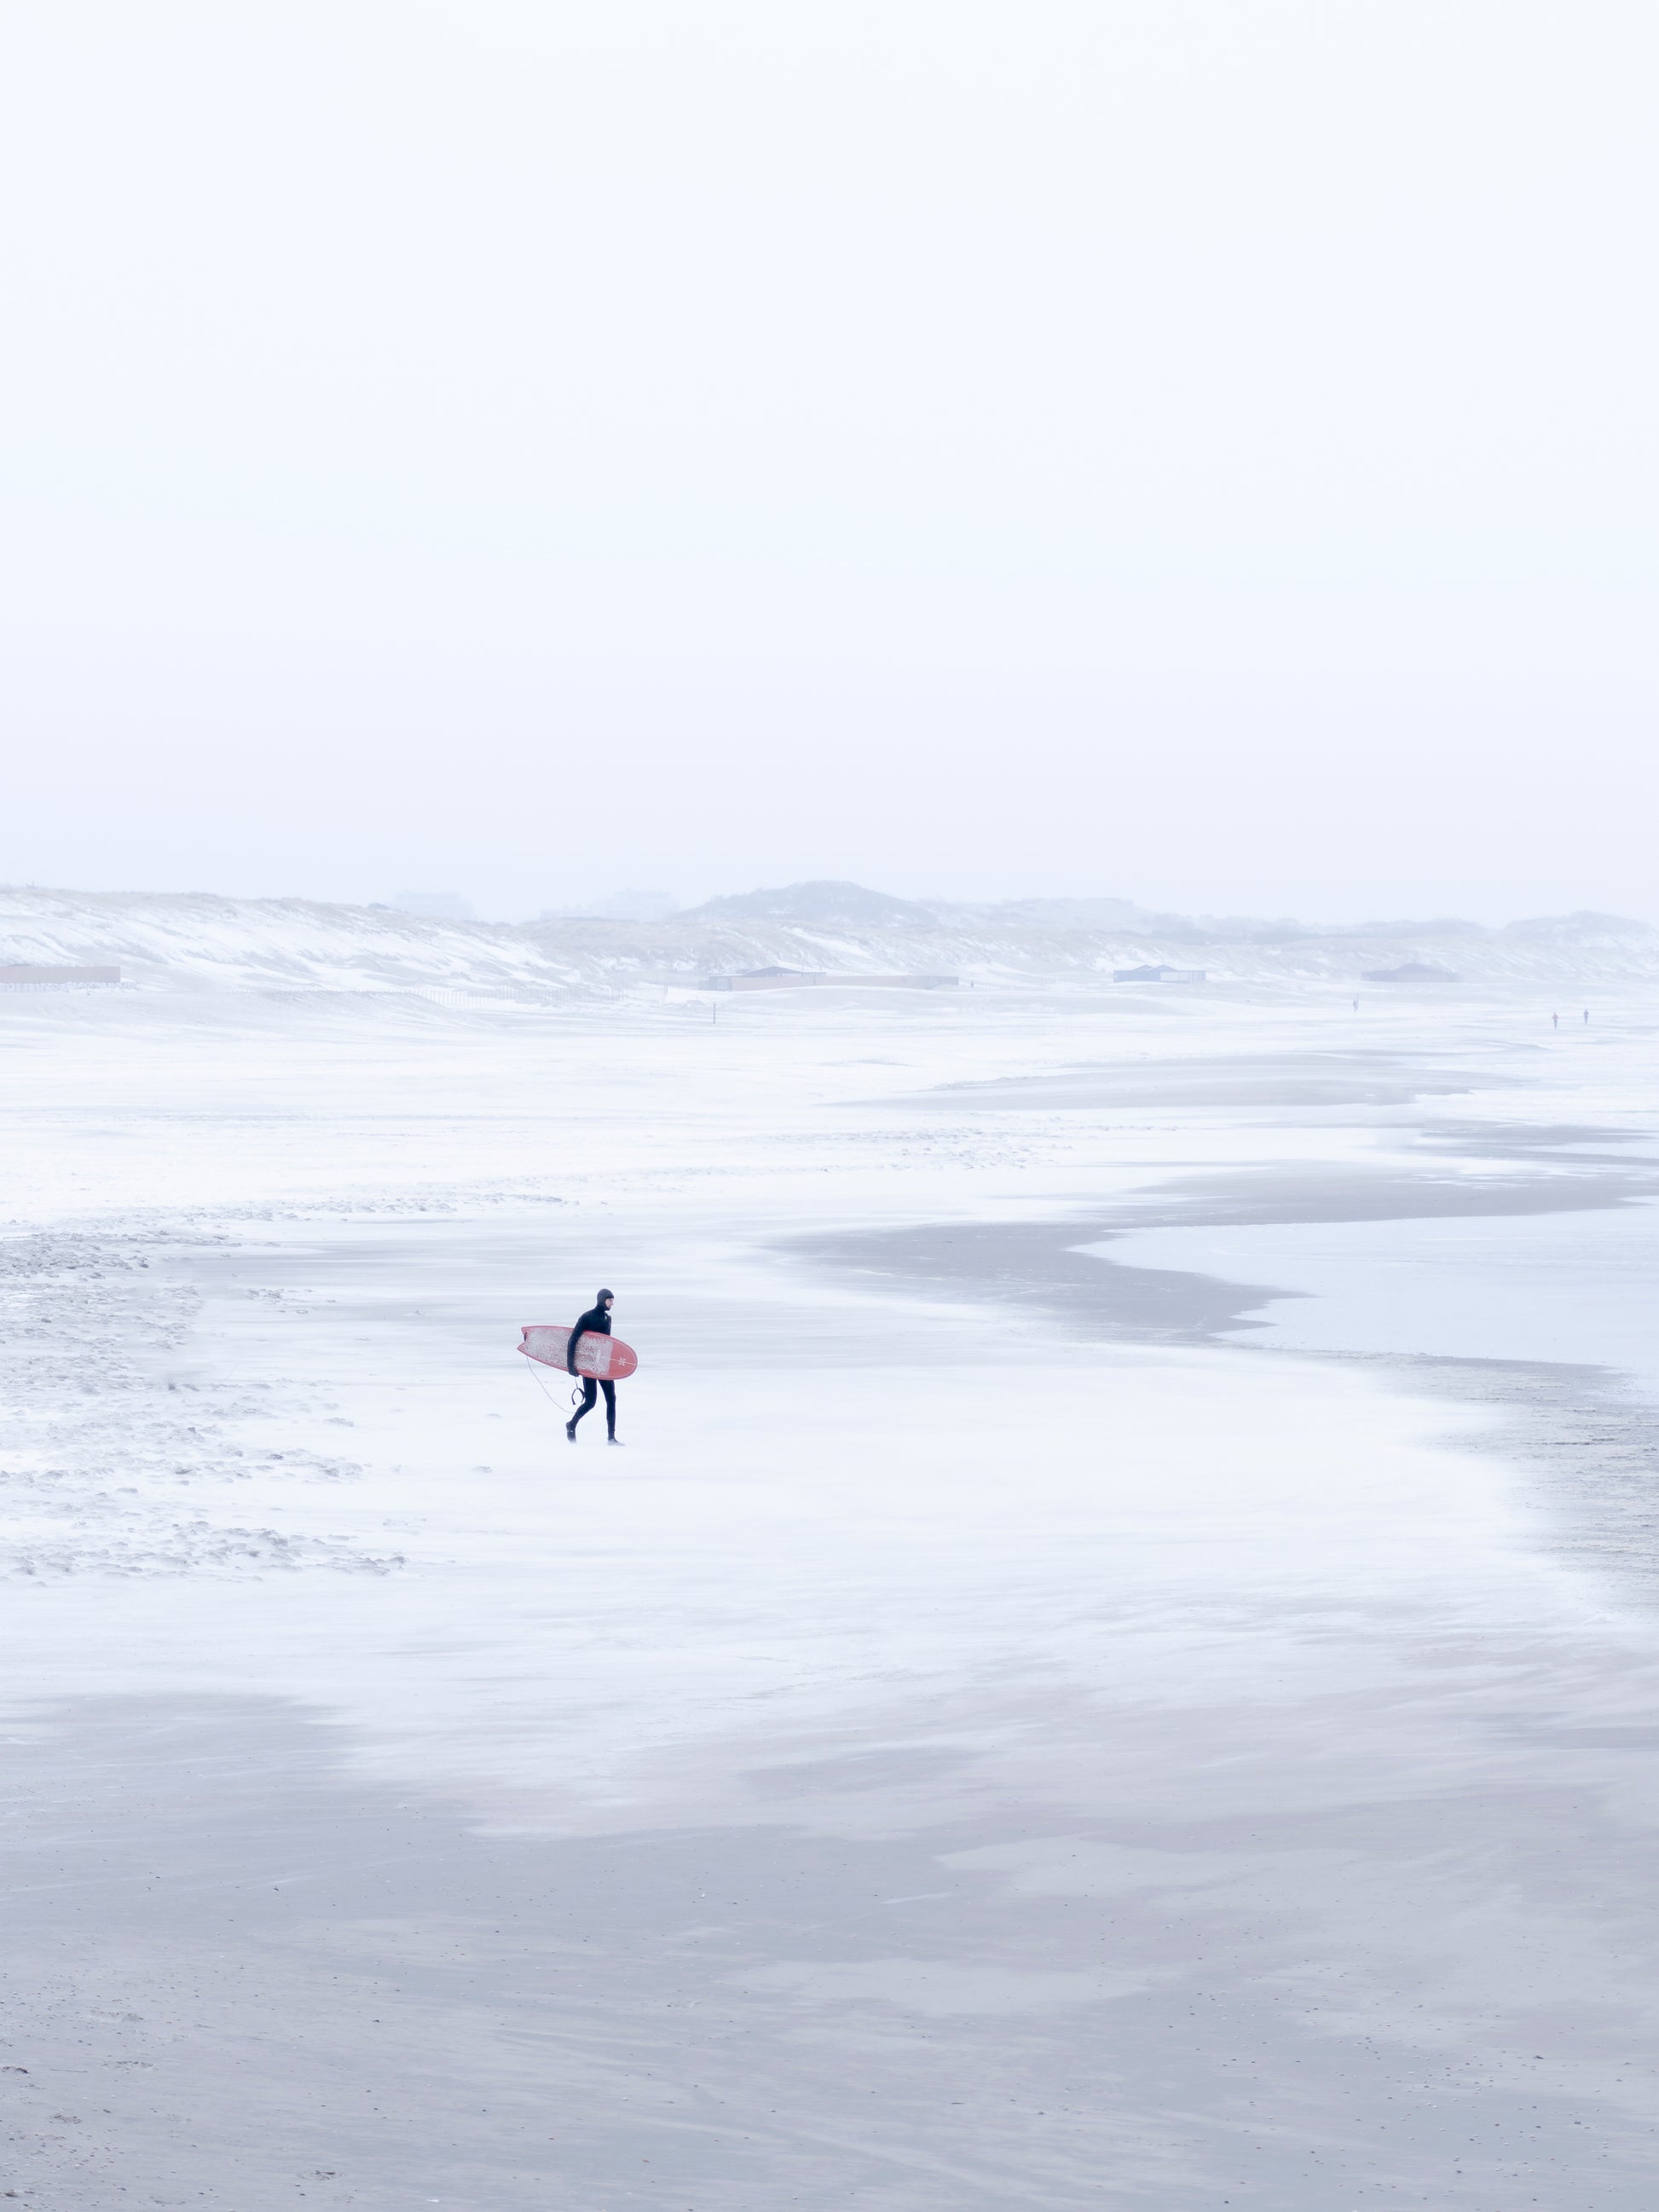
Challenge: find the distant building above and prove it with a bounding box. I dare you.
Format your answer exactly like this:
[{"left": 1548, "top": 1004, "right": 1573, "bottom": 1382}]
[
  {"left": 837, "top": 973, "right": 957, "bottom": 990},
  {"left": 0, "top": 965, "right": 121, "bottom": 989},
  {"left": 1360, "top": 962, "right": 1459, "bottom": 983},
  {"left": 1113, "top": 964, "right": 1207, "bottom": 983},
  {"left": 703, "top": 967, "right": 825, "bottom": 990},
  {"left": 702, "top": 968, "right": 957, "bottom": 992}
]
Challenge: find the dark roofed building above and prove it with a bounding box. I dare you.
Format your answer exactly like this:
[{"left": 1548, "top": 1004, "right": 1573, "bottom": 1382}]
[
  {"left": 0, "top": 964, "right": 121, "bottom": 989},
  {"left": 702, "top": 968, "right": 957, "bottom": 991}
]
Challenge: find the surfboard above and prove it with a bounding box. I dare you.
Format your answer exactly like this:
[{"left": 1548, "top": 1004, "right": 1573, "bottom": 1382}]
[{"left": 518, "top": 1324, "right": 639, "bottom": 1381}]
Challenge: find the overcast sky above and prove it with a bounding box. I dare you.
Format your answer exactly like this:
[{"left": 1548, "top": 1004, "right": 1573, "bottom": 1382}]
[{"left": 2, "top": 2, "right": 1655, "bottom": 922}]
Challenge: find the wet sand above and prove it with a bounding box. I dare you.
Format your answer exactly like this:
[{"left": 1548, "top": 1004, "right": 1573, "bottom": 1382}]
[
  {"left": 873, "top": 1049, "right": 1520, "bottom": 1114},
  {"left": 10, "top": 1639, "right": 1659, "bottom": 2212},
  {"left": 784, "top": 1154, "right": 1659, "bottom": 1349},
  {"left": 787, "top": 1127, "right": 1659, "bottom": 1608}
]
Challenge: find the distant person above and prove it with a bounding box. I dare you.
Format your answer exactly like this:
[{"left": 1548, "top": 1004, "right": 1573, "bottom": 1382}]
[
  {"left": 1352, "top": 997, "right": 1359, "bottom": 1012},
  {"left": 566, "top": 1289, "right": 622, "bottom": 1445},
  {"left": 1552, "top": 1012, "right": 1559, "bottom": 1030},
  {"left": 1584, "top": 1008, "right": 1591, "bottom": 1025}
]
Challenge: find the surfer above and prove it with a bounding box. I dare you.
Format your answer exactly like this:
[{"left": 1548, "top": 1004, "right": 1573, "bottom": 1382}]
[{"left": 565, "top": 1289, "right": 621, "bottom": 1445}]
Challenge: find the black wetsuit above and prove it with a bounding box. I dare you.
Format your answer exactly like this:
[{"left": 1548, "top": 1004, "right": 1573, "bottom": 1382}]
[{"left": 567, "top": 1302, "right": 616, "bottom": 1436}]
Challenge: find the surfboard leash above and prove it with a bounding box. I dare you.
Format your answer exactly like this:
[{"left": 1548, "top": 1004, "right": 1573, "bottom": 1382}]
[{"left": 523, "top": 1359, "right": 587, "bottom": 1413}]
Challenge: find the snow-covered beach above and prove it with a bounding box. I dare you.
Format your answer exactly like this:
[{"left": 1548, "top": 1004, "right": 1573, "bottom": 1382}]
[{"left": 5, "top": 932, "right": 1659, "bottom": 2208}]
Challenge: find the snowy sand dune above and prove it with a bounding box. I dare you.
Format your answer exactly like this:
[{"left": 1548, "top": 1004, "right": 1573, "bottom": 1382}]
[
  {"left": 6, "top": 881, "right": 1659, "bottom": 996},
  {"left": 3, "top": 972, "right": 1659, "bottom": 2204}
]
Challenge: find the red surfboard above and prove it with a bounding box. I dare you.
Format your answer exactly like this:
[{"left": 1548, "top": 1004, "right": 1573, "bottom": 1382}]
[{"left": 518, "top": 1324, "right": 639, "bottom": 1381}]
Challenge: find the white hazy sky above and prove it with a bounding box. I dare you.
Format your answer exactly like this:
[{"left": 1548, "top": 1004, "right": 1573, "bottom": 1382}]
[{"left": 3, "top": 2, "right": 1655, "bottom": 922}]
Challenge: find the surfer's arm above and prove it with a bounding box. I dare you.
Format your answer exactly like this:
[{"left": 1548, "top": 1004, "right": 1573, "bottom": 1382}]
[{"left": 566, "top": 1323, "right": 587, "bottom": 1374}]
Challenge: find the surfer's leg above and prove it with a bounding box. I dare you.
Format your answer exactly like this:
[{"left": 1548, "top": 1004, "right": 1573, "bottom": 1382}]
[
  {"left": 569, "top": 1377, "right": 598, "bottom": 1434},
  {"left": 600, "top": 1379, "right": 617, "bottom": 1440}
]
